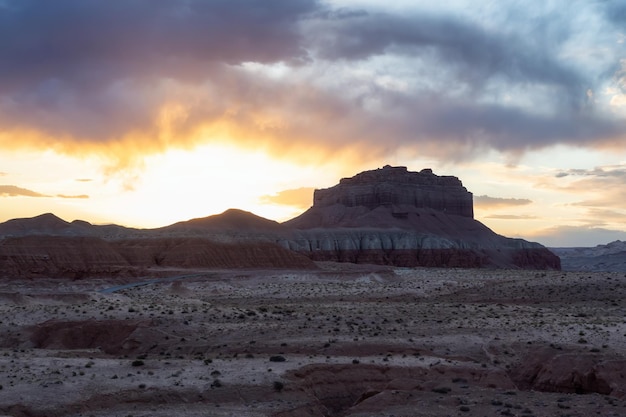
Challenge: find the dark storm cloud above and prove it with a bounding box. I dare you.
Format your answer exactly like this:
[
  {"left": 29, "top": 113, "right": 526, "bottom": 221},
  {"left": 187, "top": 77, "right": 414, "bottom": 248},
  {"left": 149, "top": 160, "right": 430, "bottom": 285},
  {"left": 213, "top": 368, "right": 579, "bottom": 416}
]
[
  {"left": 310, "top": 11, "right": 584, "bottom": 97},
  {"left": 301, "top": 7, "right": 625, "bottom": 152},
  {"left": 386, "top": 98, "right": 624, "bottom": 152},
  {"left": 0, "top": 0, "right": 624, "bottom": 163},
  {"left": 0, "top": 0, "right": 316, "bottom": 86},
  {"left": 0, "top": 0, "right": 319, "bottom": 141},
  {"left": 605, "top": 0, "right": 626, "bottom": 23}
]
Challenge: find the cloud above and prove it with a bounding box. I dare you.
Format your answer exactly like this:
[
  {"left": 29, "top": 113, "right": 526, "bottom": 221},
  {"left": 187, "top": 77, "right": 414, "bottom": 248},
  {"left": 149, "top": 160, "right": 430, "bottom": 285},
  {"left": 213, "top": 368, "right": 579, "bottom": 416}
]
[
  {"left": 259, "top": 187, "right": 315, "bottom": 209},
  {"left": 0, "top": 185, "right": 48, "bottom": 197},
  {"left": 553, "top": 165, "right": 626, "bottom": 216},
  {"left": 605, "top": 1, "right": 626, "bottom": 24},
  {"left": 309, "top": 9, "right": 583, "bottom": 97},
  {"left": 0, "top": 0, "right": 317, "bottom": 87},
  {"left": 474, "top": 195, "right": 532, "bottom": 209},
  {"left": 484, "top": 214, "right": 537, "bottom": 220},
  {"left": 0, "top": 185, "right": 89, "bottom": 199},
  {"left": 57, "top": 194, "right": 89, "bottom": 199},
  {"left": 557, "top": 166, "right": 626, "bottom": 178},
  {"left": 0, "top": 0, "right": 320, "bottom": 162},
  {"left": 0, "top": 0, "right": 624, "bottom": 169},
  {"left": 568, "top": 209, "right": 626, "bottom": 228}
]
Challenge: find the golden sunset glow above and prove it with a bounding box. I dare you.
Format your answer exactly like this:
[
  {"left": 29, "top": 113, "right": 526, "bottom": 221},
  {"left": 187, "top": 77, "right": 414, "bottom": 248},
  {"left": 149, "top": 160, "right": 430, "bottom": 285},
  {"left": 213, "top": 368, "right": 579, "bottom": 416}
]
[{"left": 1, "top": 0, "right": 625, "bottom": 246}]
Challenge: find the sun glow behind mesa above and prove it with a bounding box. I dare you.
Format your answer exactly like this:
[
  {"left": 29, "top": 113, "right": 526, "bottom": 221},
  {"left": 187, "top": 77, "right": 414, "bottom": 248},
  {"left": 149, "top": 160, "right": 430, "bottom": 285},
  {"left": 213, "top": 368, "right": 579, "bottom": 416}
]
[
  {"left": 120, "top": 144, "right": 316, "bottom": 227},
  {"left": 0, "top": 144, "right": 346, "bottom": 228}
]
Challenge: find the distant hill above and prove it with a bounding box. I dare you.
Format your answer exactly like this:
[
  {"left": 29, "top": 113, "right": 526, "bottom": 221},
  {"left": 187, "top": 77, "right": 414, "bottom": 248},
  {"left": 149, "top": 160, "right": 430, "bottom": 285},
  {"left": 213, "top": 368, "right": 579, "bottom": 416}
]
[
  {"left": 0, "top": 213, "right": 73, "bottom": 236},
  {"left": 0, "top": 213, "right": 144, "bottom": 240},
  {"left": 159, "top": 208, "right": 285, "bottom": 236},
  {"left": 550, "top": 240, "right": 626, "bottom": 272},
  {"left": 0, "top": 209, "right": 282, "bottom": 240}
]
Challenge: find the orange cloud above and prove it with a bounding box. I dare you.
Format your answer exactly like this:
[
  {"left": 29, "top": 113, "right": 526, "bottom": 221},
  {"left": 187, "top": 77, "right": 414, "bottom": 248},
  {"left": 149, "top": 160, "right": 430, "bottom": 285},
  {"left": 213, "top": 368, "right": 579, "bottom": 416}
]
[
  {"left": 0, "top": 185, "right": 89, "bottom": 200},
  {"left": 0, "top": 185, "right": 48, "bottom": 197},
  {"left": 57, "top": 194, "right": 89, "bottom": 199},
  {"left": 259, "top": 187, "right": 315, "bottom": 209},
  {"left": 474, "top": 195, "right": 532, "bottom": 209},
  {"left": 484, "top": 214, "right": 537, "bottom": 220}
]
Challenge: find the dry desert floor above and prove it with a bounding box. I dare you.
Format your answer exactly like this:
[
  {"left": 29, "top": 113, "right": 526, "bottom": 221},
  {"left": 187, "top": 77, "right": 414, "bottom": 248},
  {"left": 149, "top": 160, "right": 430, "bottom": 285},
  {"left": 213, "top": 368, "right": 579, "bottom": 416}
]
[{"left": 0, "top": 263, "right": 625, "bottom": 416}]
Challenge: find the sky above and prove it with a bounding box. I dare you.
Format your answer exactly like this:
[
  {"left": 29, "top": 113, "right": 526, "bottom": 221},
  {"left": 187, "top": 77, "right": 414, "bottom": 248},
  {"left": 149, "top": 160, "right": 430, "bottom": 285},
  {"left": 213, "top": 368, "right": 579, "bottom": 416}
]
[{"left": 0, "top": 0, "right": 625, "bottom": 247}]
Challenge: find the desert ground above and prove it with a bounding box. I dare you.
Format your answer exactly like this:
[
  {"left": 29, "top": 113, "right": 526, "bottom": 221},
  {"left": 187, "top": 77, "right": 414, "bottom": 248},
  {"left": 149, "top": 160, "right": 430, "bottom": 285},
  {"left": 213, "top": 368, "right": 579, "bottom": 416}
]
[{"left": 0, "top": 263, "right": 624, "bottom": 417}]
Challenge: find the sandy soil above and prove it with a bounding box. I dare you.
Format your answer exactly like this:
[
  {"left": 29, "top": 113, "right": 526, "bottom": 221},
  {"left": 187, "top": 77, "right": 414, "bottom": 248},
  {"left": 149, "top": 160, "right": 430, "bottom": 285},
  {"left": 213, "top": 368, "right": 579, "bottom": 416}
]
[{"left": 0, "top": 263, "right": 625, "bottom": 416}]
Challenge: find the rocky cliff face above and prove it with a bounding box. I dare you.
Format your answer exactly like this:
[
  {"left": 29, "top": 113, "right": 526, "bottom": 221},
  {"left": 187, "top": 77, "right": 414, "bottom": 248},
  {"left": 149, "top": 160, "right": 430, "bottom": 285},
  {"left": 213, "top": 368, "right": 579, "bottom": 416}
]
[
  {"left": 283, "top": 166, "right": 560, "bottom": 270},
  {"left": 278, "top": 228, "right": 559, "bottom": 269},
  {"left": 312, "top": 165, "right": 473, "bottom": 218}
]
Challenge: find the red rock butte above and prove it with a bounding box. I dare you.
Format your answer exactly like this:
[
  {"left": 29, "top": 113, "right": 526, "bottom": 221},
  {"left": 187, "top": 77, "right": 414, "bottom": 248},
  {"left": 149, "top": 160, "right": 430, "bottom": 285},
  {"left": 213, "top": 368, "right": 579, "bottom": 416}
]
[
  {"left": 283, "top": 166, "right": 560, "bottom": 270},
  {"left": 314, "top": 165, "right": 474, "bottom": 218}
]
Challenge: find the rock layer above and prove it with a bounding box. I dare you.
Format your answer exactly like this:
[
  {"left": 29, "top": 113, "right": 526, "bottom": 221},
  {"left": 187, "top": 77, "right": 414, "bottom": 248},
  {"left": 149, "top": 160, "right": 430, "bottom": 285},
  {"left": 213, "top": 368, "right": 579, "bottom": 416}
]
[
  {"left": 312, "top": 165, "right": 473, "bottom": 218},
  {"left": 0, "top": 235, "right": 315, "bottom": 278},
  {"left": 0, "top": 236, "right": 133, "bottom": 279}
]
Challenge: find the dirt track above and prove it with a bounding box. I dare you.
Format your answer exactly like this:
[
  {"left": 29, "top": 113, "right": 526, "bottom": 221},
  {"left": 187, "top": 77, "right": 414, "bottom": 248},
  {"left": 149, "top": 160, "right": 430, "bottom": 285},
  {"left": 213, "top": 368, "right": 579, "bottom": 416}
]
[{"left": 0, "top": 263, "right": 625, "bottom": 416}]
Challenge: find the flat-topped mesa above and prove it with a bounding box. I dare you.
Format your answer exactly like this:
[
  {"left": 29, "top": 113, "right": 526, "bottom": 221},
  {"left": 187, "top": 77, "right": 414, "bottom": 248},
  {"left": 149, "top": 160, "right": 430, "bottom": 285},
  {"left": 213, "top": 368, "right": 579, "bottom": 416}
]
[{"left": 313, "top": 165, "right": 474, "bottom": 218}]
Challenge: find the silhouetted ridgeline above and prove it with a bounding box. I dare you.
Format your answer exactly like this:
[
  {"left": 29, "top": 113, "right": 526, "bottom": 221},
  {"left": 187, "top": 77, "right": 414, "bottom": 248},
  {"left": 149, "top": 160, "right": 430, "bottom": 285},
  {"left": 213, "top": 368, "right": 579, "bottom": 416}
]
[{"left": 0, "top": 166, "right": 560, "bottom": 277}]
